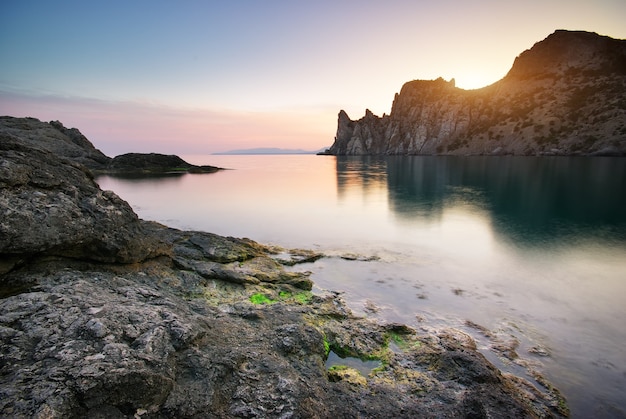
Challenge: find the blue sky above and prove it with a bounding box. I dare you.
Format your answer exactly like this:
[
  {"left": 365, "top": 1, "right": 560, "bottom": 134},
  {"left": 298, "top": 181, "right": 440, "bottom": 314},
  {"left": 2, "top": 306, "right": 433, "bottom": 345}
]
[{"left": 1, "top": 0, "right": 625, "bottom": 155}]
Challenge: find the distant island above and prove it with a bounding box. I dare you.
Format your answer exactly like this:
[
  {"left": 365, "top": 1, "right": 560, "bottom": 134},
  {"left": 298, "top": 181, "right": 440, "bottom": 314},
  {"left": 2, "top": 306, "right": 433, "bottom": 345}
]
[
  {"left": 323, "top": 30, "right": 626, "bottom": 156},
  {"left": 214, "top": 147, "right": 327, "bottom": 155}
]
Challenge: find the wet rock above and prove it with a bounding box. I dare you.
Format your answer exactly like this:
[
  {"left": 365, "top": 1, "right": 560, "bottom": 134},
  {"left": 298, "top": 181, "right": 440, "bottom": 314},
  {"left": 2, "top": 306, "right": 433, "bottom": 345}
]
[
  {"left": 528, "top": 345, "right": 551, "bottom": 357},
  {"left": 269, "top": 247, "right": 325, "bottom": 266},
  {"left": 340, "top": 252, "right": 380, "bottom": 261},
  {"left": 364, "top": 299, "right": 380, "bottom": 313}
]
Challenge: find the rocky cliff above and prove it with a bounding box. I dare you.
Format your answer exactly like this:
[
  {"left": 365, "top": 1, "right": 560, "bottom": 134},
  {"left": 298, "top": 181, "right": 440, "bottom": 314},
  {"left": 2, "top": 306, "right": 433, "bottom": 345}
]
[
  {"left": 326, "top": 30, "right": 626, "bottom": 156},
  {"left": 0, "top": 123, "right": 568, "bottom": 416},
  {"left": 0, "top": 117, "right": 221, "bottom": 174},
  {"left": 0, "top": 116, "right": 112, "bottom": 170}
]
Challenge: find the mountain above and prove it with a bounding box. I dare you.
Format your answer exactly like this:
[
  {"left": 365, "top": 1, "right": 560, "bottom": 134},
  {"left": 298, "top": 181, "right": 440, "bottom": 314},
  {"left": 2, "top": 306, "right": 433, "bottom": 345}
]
[
  {"left": 214, "top": 147, "right": 325, "bottom": 155},
  {"left": 324, "top": 30, "right": 626, "bottom": 156}
]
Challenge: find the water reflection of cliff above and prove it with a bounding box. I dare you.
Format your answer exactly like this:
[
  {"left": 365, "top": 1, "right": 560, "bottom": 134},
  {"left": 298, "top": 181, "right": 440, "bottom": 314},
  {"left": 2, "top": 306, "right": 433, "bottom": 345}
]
[
  {"left": 336, "top": 156, "right": 626, "bottom": 243},
  {"left": 335, "top": 156, "right": 388, "bottom": 197},
  {"left": 96, "top": 173, "right": 187, "bottom": 183}
]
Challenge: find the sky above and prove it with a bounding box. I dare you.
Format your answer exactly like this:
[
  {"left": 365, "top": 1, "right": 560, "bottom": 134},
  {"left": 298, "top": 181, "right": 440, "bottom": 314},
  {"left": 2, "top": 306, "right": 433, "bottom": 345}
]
[{"left": 1, "top": 0, "right": 625, "bottom": 156}]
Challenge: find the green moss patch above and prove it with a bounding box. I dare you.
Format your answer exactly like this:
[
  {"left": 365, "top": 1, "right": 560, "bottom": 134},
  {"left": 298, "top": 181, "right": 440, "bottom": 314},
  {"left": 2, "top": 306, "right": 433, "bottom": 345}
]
[
  {"left": 323, "top": 336, "right": 331, "bottom": 357},
  {"left": 249, "top": 293, "right": 275, "bottom": 305},
  {"left": 277, "top": 290, "right": 312, "bottom": 304},
  {"left": 294, "top": 292, "right": 312, "bottom": 304},
  {"left": 328, "top": 364, "right": 349, "bottom": 372},
  {"left": 249, "top": 290, "right": 313, "bottom": 305},
  {"left": 385, "top": 330, "right": 422, "bottom": 352}
]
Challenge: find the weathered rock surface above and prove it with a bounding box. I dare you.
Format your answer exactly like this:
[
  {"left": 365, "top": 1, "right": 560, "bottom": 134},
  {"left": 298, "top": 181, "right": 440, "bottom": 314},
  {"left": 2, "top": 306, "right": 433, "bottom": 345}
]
[
  {"left": 325, "top": 30, "right": 626, "bottom": 156},
  {"left": 0, "top": 116, "right": 111, "bottom": 170},
  {"left": 0, "top": 122, "right": 568, "bottom": 417},
  {"left": 0, "top": 132, "right": 168, "bottom": 274}
]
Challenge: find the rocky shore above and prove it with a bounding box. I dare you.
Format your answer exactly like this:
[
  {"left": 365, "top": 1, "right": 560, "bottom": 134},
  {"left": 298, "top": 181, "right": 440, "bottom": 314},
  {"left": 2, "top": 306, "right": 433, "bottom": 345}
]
[{"left": 0, "top": 117, "right": 568, "bottom": 417}]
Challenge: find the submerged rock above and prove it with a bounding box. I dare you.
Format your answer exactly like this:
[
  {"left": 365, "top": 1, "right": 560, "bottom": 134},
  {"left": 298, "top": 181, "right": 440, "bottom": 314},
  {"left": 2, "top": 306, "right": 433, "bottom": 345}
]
[{"left": 0, "top": 120, "right": 568, "bottom": 417}]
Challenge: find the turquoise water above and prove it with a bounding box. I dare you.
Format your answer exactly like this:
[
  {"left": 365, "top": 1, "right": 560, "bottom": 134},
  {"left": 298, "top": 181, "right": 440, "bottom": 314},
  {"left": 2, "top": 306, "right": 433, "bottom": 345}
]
[{"left": 97, "top": 155, "right": 626, "bottom": 418}]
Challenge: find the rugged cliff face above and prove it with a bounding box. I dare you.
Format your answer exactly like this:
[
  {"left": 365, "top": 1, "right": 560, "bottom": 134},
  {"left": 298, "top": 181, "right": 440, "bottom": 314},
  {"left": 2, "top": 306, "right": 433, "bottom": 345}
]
[
  {"left": 327, "top": 30, "right": 626, "bottom": 156},
  {"left": 0, "top": 116, "right": 111, "bottom": 170}
]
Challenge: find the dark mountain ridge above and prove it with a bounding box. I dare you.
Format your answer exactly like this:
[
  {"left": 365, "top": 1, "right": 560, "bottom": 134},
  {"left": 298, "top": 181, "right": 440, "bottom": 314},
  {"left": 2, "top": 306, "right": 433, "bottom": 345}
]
[{"left": 325, "top": 30, "right": 626, "bottom": 156}]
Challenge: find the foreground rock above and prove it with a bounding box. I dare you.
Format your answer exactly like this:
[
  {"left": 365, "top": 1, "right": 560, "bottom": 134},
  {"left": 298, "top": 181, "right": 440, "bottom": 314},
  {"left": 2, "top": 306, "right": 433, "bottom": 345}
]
[
  {"left": 325, "top": 30, "right": 626, "bottom": 156},
  {"left": 0, "top": 132, "right": 168, "bottom": 275},
  {"left": 0, "top": 123, "right": 568, "bottom": 417}
]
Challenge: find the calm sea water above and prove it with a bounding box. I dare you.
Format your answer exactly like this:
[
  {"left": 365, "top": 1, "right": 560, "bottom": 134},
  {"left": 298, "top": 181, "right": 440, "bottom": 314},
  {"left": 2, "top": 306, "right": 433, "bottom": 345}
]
[{"left": 97, "top": 155, "right": 626, "bottom": 418}]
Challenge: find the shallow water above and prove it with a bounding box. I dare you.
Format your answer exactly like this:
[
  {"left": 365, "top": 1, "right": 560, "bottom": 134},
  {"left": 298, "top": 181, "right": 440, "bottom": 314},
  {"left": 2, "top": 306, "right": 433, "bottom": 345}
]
[
  {"left": 325, "top": 350, "right": 382, "bottom": 377},
  {"left": 97, "top": 155, "right": 626, "bottom": 418}
]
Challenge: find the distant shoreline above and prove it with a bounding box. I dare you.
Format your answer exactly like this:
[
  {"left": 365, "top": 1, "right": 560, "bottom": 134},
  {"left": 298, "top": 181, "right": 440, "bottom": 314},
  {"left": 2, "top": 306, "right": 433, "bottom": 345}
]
[{"left": 213, "top": 147, "right": 327, "bottom": 155}]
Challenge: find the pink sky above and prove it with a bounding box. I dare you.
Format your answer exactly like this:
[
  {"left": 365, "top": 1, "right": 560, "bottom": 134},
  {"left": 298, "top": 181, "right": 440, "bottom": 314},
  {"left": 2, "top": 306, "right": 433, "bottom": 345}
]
[{"left": 1, "top": 91, "right": 334, "bottom": 156}]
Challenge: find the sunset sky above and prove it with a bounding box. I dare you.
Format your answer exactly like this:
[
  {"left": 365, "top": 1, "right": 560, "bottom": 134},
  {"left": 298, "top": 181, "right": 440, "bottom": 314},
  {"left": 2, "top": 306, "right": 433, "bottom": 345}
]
[{"left": 1, "top": 0, "right": 625, "bottom": 156}]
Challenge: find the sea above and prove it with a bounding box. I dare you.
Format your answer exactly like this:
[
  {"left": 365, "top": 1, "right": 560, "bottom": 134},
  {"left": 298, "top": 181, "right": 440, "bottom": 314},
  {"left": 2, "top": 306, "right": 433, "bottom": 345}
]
[{"left": 96, "top": 154, "right": 626, "bottom": 418}]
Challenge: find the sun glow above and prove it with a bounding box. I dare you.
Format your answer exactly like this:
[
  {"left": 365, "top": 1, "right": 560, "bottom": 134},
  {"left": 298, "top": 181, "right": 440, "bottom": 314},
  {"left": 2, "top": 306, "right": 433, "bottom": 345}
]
[{"left": 452, "top": 73, "right": 501, "bottom": 90}]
